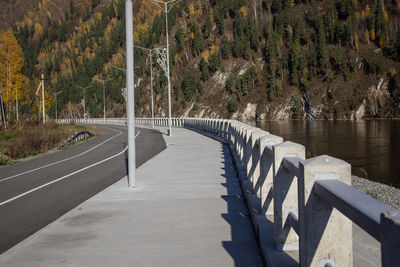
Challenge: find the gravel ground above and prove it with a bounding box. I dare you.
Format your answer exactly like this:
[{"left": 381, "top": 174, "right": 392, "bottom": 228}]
[{"left": 352, "top": 176, "right": 400, "bottom": 209}]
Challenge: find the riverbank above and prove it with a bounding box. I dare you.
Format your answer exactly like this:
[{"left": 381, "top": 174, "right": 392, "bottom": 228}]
[{"left": 352, "top": 176, "right": 400, "bottom": 209}]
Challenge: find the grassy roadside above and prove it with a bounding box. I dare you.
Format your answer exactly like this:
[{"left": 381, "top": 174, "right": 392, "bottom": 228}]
[{"left": 0, "top": 121, "right": 97, "bottom": 165}]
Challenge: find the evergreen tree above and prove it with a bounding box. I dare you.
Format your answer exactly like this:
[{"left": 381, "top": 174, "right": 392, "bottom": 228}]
[
  {"left": 226, "top": 75, "right": 236, "bottom": 94},
  {"left": 192, "top": 23, "right": 203, "bottom": 56},
  {"left": 221, "top": 35, "right": 231, "bottom": 59},
  {"left": 175, "top": 26, "right": 184, "bottom": 52},
  {"left": 228, "top": 95, "right": 238, "bottom": 113},
  {"left": 182, "top": 67, "right": 196, "bottom": 101},
  {"left": 209, "top": 49, "right": 221, "bottom": 73},
  {"left": 204, "top": 14, "right": 213, "bottom": 39},
  {"left": 199, "top": 57, "right": 209, "bottom": 81},
  {"left": 316, "top": 18, "right": 329, "bottom": 74},
  {"left": 59, "top": 22, "right": 67, "bottom": 42},
  {"left": 289, "top": 44, "right": 299, "bottom": 86}
]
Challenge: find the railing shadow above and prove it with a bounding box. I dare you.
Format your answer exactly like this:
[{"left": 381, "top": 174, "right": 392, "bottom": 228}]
[{"left": 218, "top": 143, "right": 264, "bottom": 266}]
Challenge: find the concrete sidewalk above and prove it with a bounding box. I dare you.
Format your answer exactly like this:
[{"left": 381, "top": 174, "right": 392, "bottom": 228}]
[{"left": 0, "top": 127, "right": 263, "bottom": 266}]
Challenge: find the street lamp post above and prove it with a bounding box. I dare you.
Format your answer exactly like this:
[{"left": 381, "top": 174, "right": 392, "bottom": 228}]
[
  {"left": 94, "top": 78, "right": 112, "bottom": 122},
  {"left": 134, "top": 45, "right": 166, "bottom": 128},
  {"left": 54, "top": 91, "right": 61, "bottom": 121},
  {"left": 126, "top": 0, "right": 136, "bottom": 187},
  {"left": 76, "top": 85, "right": 91, "bottom": 120},
  {"left": 149, "top": 0, "right": 182, "bottom": 136}
]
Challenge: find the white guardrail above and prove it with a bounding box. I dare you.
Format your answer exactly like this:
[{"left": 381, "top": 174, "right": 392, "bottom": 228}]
[{"left": 58, "top": 117, "right": 399, "bottom": 267}]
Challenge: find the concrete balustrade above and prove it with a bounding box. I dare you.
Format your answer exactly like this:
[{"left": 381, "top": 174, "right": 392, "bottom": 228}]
[
  {"left": 299, "top": 155, "right": 352, "bottom": 267},
  {"left": 257, "top": 134, "right": 283, "bottom": 215},
  {"left": 273, "top": 142, "right": 305, "bottom": 251},
  {"left": 56, "top": 116, "right": 399, "bottom": 266},
  {"left": 246, "top": 130, "right": 269, "bottom": 184}
]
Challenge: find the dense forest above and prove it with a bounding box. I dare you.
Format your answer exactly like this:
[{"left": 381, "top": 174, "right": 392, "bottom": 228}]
[{"left": 0, "top": 0, "right": 400, "bottom": 122}]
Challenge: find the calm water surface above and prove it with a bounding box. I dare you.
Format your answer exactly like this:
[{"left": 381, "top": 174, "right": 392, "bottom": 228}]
[{"left": 250, "top": 120, "right": 400, "bottom": 188}]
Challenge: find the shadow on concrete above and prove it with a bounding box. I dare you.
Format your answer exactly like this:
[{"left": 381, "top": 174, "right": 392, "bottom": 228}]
[{"left": 219, "top": 143, "right": 264, "bottom": 266}]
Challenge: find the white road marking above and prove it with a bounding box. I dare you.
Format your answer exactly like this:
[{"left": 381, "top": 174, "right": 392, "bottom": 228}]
[
  {"left": 0, "top": 146, "right": 128, "bottom": 207},
  {"left": 0, "top": 126, "right": 124, "bottom": 183},
  {"left": 0, "top": 130, "right": 140, "bottom": 207}
]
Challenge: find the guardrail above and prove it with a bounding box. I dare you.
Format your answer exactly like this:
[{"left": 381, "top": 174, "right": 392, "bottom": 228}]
[
  {"left": 62, "top": 130, "right": 94, "bottom": 147},
  {"left": 58, "top": 117, "right": 399, "bottom": 266}
]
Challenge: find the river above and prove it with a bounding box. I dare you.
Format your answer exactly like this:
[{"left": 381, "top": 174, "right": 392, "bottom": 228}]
[{"left": 249, "top": 120, "right": 400, "bottom": 188}]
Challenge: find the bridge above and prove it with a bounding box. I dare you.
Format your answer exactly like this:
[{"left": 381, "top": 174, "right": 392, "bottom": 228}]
[{"left": 0, "top": 117, "right": 398, "bottom": 266}]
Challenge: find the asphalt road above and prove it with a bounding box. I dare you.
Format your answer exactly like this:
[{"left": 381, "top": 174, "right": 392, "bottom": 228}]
[{"left": 0, "top": 124, "right": 166, "bottom": 254}]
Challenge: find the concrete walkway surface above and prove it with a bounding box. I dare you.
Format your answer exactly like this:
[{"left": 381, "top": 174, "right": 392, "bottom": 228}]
[{"left": 0, "top": 127, "right": 263, "bottom": 267}]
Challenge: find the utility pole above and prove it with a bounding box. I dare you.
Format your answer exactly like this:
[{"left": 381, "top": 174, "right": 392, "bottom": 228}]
[
  {"left": 126, "top": 0, "right": 136, "bottom": 187},
  {"left": 134, "top": 45, "right": 165, "bottom": 128},
  {"left": 76, "top": 85, "right": 91, "bottom": 119},
  {"left": 0, "top": 42, "right": 5, "bottom": 130},
  {"left": 41, "top": 73, "right": 45, "bottom": 123},
  {"left": 54, "top": 91, "right": 61, "bottom": 121},
  {"left": 150, "top": 0, "right": 182, "bottom": 136},
  {"left": 15, "top": 89, "right": 18, "bottom": 121},
  {"left": 0, "top": 85, "right": 6, "bottom": 130},
  {"left": 94, "top": 78, "right": 112, "bottom": 122}
]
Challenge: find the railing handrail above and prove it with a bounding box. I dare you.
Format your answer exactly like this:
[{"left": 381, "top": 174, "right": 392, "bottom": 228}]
[{"left": 314, "top": 179, "right": 393, "bottom": 241}]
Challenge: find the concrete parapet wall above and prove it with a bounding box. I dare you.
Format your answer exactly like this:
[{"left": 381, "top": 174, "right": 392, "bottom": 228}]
[{"left": 58, "top": 117, "right": 399, "bottom": 266}]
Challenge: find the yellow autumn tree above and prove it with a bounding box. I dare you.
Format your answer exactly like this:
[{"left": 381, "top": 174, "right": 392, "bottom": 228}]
[{"left": 0, "top": 29, "right": 27, "bottom": 121}]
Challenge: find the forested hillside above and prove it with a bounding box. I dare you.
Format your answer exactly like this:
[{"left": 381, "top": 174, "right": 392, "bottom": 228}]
[{"left": 1, "top": 0, "right": 400, "bottom": 122}]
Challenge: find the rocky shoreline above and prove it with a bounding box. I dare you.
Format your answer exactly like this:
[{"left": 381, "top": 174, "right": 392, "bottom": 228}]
[{"left": 352, "top": 176, "right": 400, "bottom": 209}]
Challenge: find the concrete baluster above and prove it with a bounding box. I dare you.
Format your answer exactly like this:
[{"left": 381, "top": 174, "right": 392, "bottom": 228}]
[
  {"left": 238, "top": 125, "right": 249, "bottom": 162},
  {"left": 248, "top": 130, "right": 270, "bottom": 186},
  {"left": 258, "top": 134, "right": 283, "bottom": 215},
  {"left": 218, "top": 120, "right": 223, "bottom": 137},
  {"left": 226, "top": 120, "right": 231, "bottom": 140},
  {"left": 298, "top": 155, "right": 352, "bottom": 267},
  {"left": 232, "top": 122, "right": 239, "bottom": 155},
  {"left": 217, "top": 120, "right": 222, "bottom": 137},
  {"left": 273, "top": 141, "right": 305, "bottom": 251},
  {"left": 227, "top": 121, "right": 234, "bottom": 145},
  {"left": 244, "top": 128, "right": 260, "bottom": 179},
  {"left": 234, "top": 124, "right": 241, "bottom": 159},
  {"left": 381, "top": 209, "right": 400, "bottom": 267},
  {"left": 234, "top": 123, "right": 241, "bottom": 155}
]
